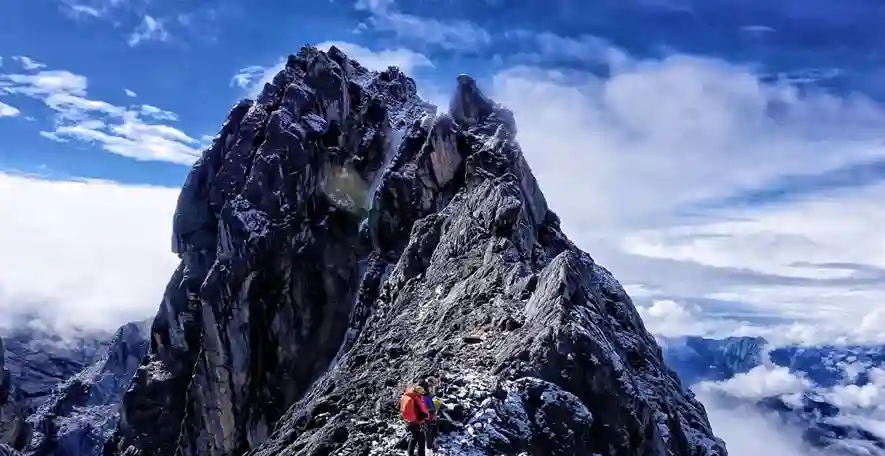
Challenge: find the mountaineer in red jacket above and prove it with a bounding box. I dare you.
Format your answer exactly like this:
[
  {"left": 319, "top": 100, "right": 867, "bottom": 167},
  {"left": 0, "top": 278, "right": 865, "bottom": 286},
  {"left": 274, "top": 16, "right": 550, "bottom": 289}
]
[{"left": 400, "top": 385, "right": 430, "bottom": 456}]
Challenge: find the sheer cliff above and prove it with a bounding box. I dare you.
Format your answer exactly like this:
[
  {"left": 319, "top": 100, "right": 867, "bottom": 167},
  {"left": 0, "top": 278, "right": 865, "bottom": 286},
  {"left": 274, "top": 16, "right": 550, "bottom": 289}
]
[
  {"left": 1, "top": 337, "right": 28, "bottom": 454},
  {"left": 103, "top": 45, "right": 728, "bottom": 456}
]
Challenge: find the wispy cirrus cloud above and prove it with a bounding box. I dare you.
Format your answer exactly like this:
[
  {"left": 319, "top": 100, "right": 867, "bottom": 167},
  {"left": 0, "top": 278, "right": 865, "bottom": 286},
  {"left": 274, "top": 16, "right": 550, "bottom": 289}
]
[
  {"left": 127, "top": 15, "right": 169, "bottom": 46},
  {"left": 230, "top": 65, "right": 268, "bottom": 91},
  {"left": 58, "top": 0, "right": 124, "bottom": 18},
  {"left": 502, "top": 30, "right": 630, "bottom": 67},
  {"left": 61, "top": 3, "right": 103, "bottom": 18},
  {"left": 12, "top": 56, "right": 47, "bottom": 71},
  {"left": 0, "top": 64, "right": 204, "bottom": 164},
  {"left": 55, "top": 0, "right": 225, "bottom": 45},
  {"left": 0, "top": 102, "right": 20, "bottom": 117},
  {"left": 354, "top": 0, "right": 491, "bottom": 51}
]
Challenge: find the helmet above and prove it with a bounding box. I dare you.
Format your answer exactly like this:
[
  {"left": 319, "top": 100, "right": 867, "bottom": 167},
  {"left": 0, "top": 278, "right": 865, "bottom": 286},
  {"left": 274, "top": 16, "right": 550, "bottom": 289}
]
[{"left": 413, "top": 385, "right": 425, "bottom": 395}]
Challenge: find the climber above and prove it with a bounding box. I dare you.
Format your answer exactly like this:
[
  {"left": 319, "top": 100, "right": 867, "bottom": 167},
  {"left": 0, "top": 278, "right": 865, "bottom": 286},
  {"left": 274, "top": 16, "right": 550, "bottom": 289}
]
[
  {"left": 423, "top": 393, "right": 442, "bottom": 450},
  {"left": 400, "top": 385, "right": 430, "bottom": 456},
  {"left": 415, "top": 378, "right": 441, "bottom": 450}
]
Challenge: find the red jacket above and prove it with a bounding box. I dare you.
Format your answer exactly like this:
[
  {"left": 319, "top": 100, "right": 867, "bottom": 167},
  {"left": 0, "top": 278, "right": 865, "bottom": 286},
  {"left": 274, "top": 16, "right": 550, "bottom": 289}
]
[{"left": 400, "top": 391, "right": 429, "bottom": 423}]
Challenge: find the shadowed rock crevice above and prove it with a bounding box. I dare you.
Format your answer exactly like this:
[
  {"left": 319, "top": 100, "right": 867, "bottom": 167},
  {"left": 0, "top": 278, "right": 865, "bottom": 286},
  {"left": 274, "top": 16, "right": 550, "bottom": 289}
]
[{"left": 102, "top": 45, "right": 728, "bottom": 456}]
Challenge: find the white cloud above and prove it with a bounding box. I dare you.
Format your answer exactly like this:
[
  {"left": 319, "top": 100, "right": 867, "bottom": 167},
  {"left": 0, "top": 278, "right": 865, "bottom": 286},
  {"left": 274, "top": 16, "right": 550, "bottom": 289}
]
[
  {"left": 741, "top": 25, "right": 777, "bottom": 34},
  {"left": 692, "top": 363, "right": 885, "bottom": 454},
  {"left": 697, "top": 390, "right": 829, "bottom": 456},
  {"left": 0, "top": 172, "right": 178, "bottom": 332},
  {"left": 637, "top": 299, "right": 717, "bottom": 337},
  {"left": 139, "top": 104, "right": 178, "bottom": 121},
  {"left": 493, "top": 58, "right": 885, "bottom": 230},
  {"left": 621, "top": 183, "right": 885, "bottom": 345},
  {"left": 0, "top": 102, "right": 20, "bottom": 117},
  {"left": 12, "top": 55, "right": 47, "bottom": 71},
  {"left": 1, "top": 70, "right": 89, "bottom": 97},
  {"left": 58, "top": 0, "right": 114, "bottom": 18},
  {"left": 698, "top": 365, "right": 812, "bottom": 400},
  {"left": 65, "top": 3, "right": 102, "bottom": 18},
  {"left": 504, "top": 30, "right": 630, "bottom": 67},
  {"left": 57, "top": 1, "right": 220, "bottom": 44},
  {"left": 234, "top": 41, "right": 434, "bottom": 99},
  {"left": 639, "top": 299, "right": 885, "bottom": 347},
  {"left": 124, "top": 88, "right": 137, "bottom": 97},
  {"left": 0, "top": 66, "right": 203, "bottom": 164},
  {"left": 826, "top": 368, "right": 885, "bottom": 410},
  {"left": 354, "top": 0, "right": 491, "bottom": 50},
  {"left": 318, "top": 41, "right": 434, "bottom": 74},
  {"left": 231, "top": 65, "right": 267, "bottom": 90},
  {"left": 489, "top": 47, "right": 885, "bottom": 345},
  {"left": 128, "top": 15, "right": 170, "bottom": 46}
]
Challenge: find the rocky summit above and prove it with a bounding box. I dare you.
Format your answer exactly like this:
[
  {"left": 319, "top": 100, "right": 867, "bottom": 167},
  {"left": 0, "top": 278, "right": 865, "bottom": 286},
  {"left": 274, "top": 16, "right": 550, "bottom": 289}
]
[{"left": 101, "top": 45, "right": 728, "bottom": 456}]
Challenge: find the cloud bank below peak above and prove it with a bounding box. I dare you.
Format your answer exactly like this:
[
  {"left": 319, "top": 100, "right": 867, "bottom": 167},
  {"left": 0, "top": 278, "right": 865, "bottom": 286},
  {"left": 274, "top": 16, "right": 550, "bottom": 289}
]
[
  {"left": 481, "top": 43, "right": 885, "bottom": 348},
  {"left": 0, "top": 172, "right": 179, "bottom": 332}
]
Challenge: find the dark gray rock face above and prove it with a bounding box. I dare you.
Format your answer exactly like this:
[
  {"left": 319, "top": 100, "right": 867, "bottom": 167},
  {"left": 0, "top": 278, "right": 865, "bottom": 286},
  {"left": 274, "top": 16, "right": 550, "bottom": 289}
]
[
  {"left": 1, "top": 338, "right": 28, "bottom": 453},
  {"left": 24, "top": 320, "right": 150, "bottom": 456},
  {"left": 660, "top": 336, "right": 767, "bottom": 386},
  {"left": 0, "top": 320, "right": 150, "bottom": 456},
  {"left": 2, "top": 327, "right": 108, "bottom": 407},
  {"left": 104, "top": 45, "right": 727, "bottom": 456}
]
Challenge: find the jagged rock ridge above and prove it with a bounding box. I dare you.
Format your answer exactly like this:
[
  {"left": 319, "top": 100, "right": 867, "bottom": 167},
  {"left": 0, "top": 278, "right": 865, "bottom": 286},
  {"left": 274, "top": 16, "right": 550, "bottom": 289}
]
[
  {"left": 24, "top": 320, "right": 151, "bottom": 456},
  {"left": 104, "top": 45, "right": 728, "bottom": 456},
  {"left": 0, "top": 321, "right": 151, "bottom": 456},
  {"left": 2, "top": 327, "right": 109, "bottom": 407},
  {"left": 1, "top": 337, "right": 28, "bottom": 454}
]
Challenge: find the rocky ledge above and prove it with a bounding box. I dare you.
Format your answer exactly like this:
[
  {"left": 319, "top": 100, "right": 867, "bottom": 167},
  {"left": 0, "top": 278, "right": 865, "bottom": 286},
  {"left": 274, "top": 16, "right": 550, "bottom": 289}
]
[{"left": 102, "top": 45, "right": 728, "bottom": 456}]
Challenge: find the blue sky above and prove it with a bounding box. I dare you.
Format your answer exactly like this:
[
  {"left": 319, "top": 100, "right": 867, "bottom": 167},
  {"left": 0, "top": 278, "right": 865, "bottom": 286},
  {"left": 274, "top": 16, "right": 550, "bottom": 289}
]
[
  {"left": 3, "top": 0, "right": 885, "bottom": 345},
  {"left": 3, "top": 0, "right": 885, "bottom": 191}
]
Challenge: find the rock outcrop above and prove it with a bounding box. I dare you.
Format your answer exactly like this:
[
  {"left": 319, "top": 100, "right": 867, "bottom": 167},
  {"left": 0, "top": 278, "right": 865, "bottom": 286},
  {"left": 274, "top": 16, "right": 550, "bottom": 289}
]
[
  {"left": 0, "top": 338, "right": 28, "bottom": 453},
  {"left": 24, "top": 320, "right": 150, "bottom": 456},
  {"left": 0, "top": 320, "right": 150, "bottom": 456},
  {"left": 104, "top": 45, "right": 728, "bottom": 456},
  {"left": 660, "top": 336, "right": 767, "bottom": 386},
  {"left": 2, "top": 327, "right": 108, "bottom": 407}
]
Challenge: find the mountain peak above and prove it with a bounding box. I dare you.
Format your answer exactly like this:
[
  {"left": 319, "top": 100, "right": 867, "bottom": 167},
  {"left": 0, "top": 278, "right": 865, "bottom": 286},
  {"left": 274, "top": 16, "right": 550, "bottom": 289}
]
[{"left": 104, "top": 45, "right": 727, "bottom": 456}]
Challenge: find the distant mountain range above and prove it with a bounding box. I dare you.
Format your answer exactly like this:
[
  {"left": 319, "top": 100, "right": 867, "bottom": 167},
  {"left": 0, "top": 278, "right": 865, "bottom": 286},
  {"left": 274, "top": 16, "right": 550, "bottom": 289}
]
[
  {"left": 0, "top": 320, "right": 150, "bottom": 456},
  {"left": 660, "top": 335, "right": 885, "bottom": 456},
  {"left": 2, "top": 325, "right": 883, "bottom": 455}
]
